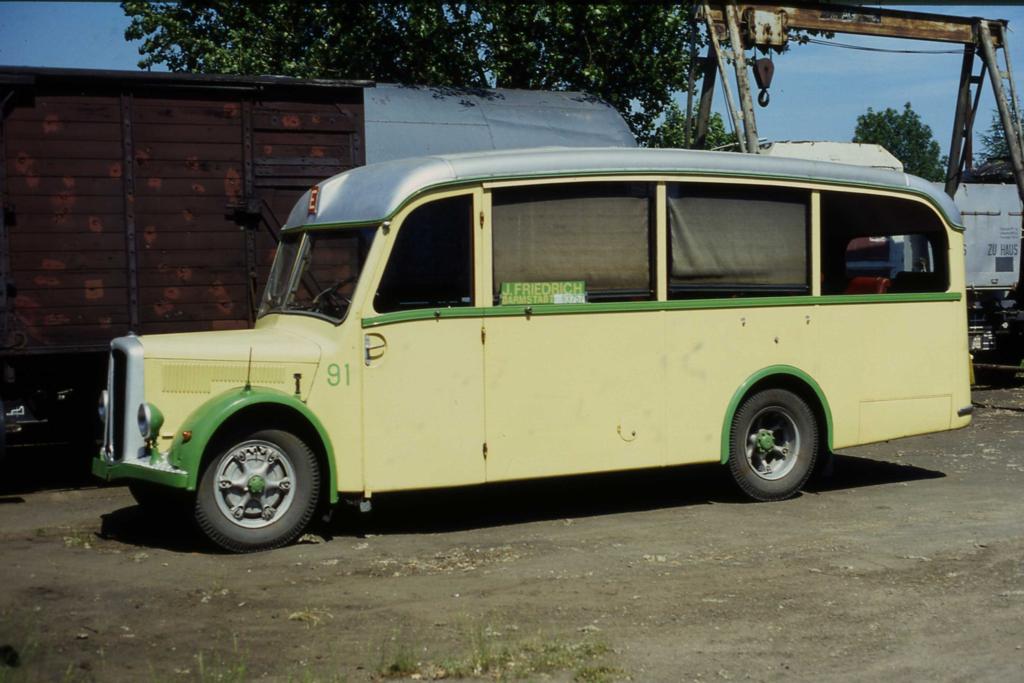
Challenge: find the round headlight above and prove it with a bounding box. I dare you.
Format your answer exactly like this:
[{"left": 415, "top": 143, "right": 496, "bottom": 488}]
[
  {"left": 98, "top": 390, "right": 109, "bottom": 422},
  {"left": 138, "top": 403, "right": 151, "bottom": 439},
  {"left": 137, "top": 402, "right": 164, "bottom": 440}
]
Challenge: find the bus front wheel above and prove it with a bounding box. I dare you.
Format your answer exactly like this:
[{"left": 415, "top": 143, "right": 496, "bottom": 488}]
[
  {"left": 729, "top": 389, "right": 818, "bottom": 501},
  {"left": 195, "top": 429, "right": 321, "bottom": 552}
]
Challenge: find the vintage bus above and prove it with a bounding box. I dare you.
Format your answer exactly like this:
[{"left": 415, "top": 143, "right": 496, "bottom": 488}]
[{"left": 92, "top": 148, "right": 972, "bottom": 551}]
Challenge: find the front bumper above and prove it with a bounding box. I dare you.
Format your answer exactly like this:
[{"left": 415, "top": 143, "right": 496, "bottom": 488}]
[{"left": 92, "top": 456, "right": 189, "bottom": 488}]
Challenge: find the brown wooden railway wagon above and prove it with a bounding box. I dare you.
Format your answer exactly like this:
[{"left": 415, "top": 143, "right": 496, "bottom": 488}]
[
  {"left": 0, "top": 68, "right": 635, "bottom": 457},
  {"left": 0, "top": 68, "right": 370, "bottom": 452}
]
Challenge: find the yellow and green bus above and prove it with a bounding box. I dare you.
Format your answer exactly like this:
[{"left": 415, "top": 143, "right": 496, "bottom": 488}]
[{"left": 93, "top": 148, "right": 972, "bottom": 551}]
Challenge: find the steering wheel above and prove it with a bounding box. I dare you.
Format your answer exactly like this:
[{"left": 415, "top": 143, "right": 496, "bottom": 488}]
[{"left": 310, "top": 276, "right": 357, "bottom": 315}]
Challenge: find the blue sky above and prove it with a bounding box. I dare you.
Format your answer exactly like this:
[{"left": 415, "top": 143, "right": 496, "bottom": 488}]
[
  {"left": 741, "top": 4, "right": 1024, "bottom": 151},
  {"left": 1, "top": 2, "right": 1023, "bottom": 152}
]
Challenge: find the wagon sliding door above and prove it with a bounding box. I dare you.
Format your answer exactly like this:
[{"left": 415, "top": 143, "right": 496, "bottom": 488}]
[
  {"left": 130, "top": 94, "right": 251, "bottom": 334},
  {"left": 132, "top": 90, "right": 364, "bottom": 336}
]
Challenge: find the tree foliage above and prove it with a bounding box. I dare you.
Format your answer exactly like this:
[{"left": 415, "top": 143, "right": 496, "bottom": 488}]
[
  {"left": 650, "top": 101, "right": 737, "bottom": 150},
  {"left": 980, "top": 109, "right": 1010, "bottom": 162},
  {"left": 852, "top": 102, "right": 946, "bottom": 181},
  {"left": 122, "top": 1, "right": 700, "bottom": 144}
]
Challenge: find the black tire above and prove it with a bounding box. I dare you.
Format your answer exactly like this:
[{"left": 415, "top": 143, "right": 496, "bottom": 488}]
[
  {"left": 728, "top": 388, "right": 818, "bottom": 501},
  {"left": 195, "top": 429, "right": 320, "bottom": 552}
]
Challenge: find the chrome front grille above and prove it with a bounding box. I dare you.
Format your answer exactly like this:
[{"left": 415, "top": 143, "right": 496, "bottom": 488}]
[
  {"left": 101, "top": 336, "right": 146, "bottom": 463},
  {"left": 111, "top": 349, "right": 127, "bottom": 458}
]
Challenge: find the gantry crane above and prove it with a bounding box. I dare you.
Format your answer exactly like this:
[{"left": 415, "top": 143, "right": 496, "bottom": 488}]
[{"left": 695, "top": 2, "right": 1024, "bottom": 203}]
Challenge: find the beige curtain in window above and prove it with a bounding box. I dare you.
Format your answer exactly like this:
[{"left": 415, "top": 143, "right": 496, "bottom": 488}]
[
  {"left": 669, "top": 187, "right": 807, "bottom": 286},
  {"left": 492, "top": 185, "right": 650, "bottom": 294}
]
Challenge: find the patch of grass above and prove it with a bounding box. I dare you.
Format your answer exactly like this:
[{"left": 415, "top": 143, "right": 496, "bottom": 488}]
[
  {"left": 146, "top": 639, "right": 250, "bottom": 683},
  {"left": 285, "top": 669, "right": 347, "bottom": 683},
  {"left": 376, "top": 635, "right": 418, "bottom": 679},
  {"left": 376, "top": 623, "right": 618, "bottom": 681},
  {"left": 574, "top": 664, "right": 620, "bottom": 683},
  {"left": 193, "top": 649, "right": 248, "bottom": 683},
  {"left": 287, "top": 608, "right": 334, "bottom": 629},
  {"left": 61, "top": 530, "right": 94, "bottom": 550}
]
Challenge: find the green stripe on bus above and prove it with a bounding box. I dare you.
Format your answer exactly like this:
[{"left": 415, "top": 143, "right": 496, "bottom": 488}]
[{"left": 361, "top": 291, "right": 962, "bottom": 328}]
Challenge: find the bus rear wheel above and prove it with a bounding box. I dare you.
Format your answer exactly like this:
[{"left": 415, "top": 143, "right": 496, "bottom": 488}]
[
  {"left": 729, "top": 388, "right": 818, "bottom": 501},
  {"left": 195, "top": 429, "right": 320, "bottom": 552}
]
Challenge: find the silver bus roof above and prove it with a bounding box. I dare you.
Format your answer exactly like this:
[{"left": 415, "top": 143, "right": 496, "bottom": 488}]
[{"left": 284, "top": 147, "right": 963, "bottom": 231}]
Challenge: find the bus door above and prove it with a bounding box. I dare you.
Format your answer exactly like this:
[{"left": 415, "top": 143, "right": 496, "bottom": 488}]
[
  {"left": 361, "top": 193, "right": 486, "bottom": 491},
  {"left": 482, "top": 182, "right": 668, "bottom": 481}
]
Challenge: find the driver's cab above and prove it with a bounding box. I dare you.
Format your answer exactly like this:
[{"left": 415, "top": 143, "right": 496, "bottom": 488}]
[
  {"left": 260, "top": 228, "right": 375, "bottom": 323},
  {"left": 255, "top": 186, "right": 487, "bottom": 498},
  {"left": 260, "top": 194, "right": 473, "bottom": 326}
]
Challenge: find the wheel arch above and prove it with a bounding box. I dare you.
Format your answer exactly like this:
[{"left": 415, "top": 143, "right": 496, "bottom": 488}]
[
  {"left": 170, "top": 387, "right": 338, "bottom": 504},
  {"left": 720, "top": 365, "right": 833, "bottom": 464}
]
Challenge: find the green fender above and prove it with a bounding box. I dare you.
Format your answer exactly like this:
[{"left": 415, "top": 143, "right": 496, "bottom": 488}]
[
  {"left": 168, "top": 386, "right": 338, "bottom": 503},
  {"left": 719, "top": 365, "right": 834, "bottom": 464}
]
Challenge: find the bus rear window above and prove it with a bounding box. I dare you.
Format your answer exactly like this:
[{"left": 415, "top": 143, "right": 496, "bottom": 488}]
[{"left": 822, "top": 192, "right": 948, "bottom": 295}]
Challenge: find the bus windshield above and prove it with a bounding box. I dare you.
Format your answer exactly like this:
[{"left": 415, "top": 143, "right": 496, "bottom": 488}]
[{"left": 259, "top": 228, "right": 376, "bottom": 322}]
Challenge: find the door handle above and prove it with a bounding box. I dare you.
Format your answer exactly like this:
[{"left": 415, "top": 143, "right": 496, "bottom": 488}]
[{"left": 364, "top": 333, "right": 387, "bottom": 366}]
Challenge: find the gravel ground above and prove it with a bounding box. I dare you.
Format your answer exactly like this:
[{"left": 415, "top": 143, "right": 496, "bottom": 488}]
[{"left": 1, "top": 385, "right": 1022, "bottom": 682}]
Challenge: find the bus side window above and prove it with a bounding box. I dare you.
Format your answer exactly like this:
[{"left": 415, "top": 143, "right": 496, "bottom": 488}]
[
  {"left": 491, "top": 182, "right": 654, "bottom": 304},
  {"left": 821, "top": 192, "right": 948, "bottom": 295},
  {"left": 374, "top": 195, "right": 474, "bottom": 313},
  {"left": 666, "top": 183, "right": 810, "bottom": 299}
]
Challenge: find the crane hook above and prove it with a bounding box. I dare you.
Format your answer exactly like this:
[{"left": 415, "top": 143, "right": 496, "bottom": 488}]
[{"left": 753, "top": 57, "right": 774, "bottom": 108}]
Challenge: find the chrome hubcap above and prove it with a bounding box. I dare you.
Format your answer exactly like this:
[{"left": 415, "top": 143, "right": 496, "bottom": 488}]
[
  {"left": 745, "top": 407, "right": 800, "bottom": 481},
  {"left": 214, "top": 441, "right": 295, "bottom": 529}
]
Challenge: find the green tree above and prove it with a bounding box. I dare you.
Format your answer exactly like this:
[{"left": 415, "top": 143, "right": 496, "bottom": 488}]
[
  {"left": 650, "top": 101, "right": 738, "bottom": 150},
  {"left": 980, "top": 109, "right": 1011, "bottom": 162},
  {"left": 122, "top": 1, "right": 699, "bottom": 144},
  {"left": 852, "top": 102, "right": 946, "bottom": 181}
]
